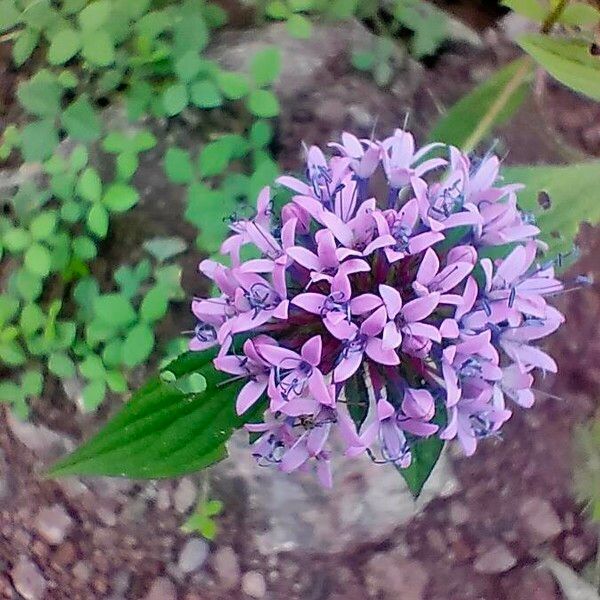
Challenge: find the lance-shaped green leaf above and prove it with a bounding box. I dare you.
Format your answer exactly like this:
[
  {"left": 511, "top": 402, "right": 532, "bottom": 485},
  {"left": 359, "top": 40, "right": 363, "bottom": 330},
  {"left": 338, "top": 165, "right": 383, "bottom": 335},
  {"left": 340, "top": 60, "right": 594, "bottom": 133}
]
[
  {"left": 503, "top": 161, "right": 600, "bottom": 259},
  {"left": 395, "top": 400, "right": 446, "bottom": 498},
  {"left": 517, "top": 34, "right": 600, "bottom": 101},
  {"left": 48, "top": 349, "right": 264, "bottom": 478},
  {"left": 428, "top": 58, "right": 532, "bottom": 148}
]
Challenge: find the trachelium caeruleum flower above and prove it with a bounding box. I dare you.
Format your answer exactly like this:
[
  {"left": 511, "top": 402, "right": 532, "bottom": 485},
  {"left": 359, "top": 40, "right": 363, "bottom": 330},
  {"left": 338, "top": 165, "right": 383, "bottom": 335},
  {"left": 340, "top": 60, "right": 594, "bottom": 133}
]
[{"left": 190, "top": 128, "right": 566, "bottom": 488}]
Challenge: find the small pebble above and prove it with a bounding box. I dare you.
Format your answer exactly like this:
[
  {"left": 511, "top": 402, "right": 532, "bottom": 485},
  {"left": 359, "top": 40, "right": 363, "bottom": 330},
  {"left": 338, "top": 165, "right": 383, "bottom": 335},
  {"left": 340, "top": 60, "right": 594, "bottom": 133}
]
[
  {"left": 178, "top": 538, "right": 209, "bottom": 573},
  {"left": 242, "top": 571, "right": 267, "bottom": 598}
]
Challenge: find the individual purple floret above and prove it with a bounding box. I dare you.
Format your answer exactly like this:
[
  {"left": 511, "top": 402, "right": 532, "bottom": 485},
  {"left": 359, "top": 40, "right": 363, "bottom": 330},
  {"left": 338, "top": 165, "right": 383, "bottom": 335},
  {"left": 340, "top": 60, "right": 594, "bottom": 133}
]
[{"left": 189, "top": 128, "right": 566, "bottom": 488}]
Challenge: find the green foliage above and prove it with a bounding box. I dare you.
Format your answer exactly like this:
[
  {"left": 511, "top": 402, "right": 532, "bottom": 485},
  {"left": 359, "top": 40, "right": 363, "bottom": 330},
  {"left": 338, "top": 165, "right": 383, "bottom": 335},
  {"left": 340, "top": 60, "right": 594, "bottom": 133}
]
[
  {"left": 181, "top": 498, "right": 224, "bottom": 540},
  {"left": 573, "top": 418, "right": 600, "bottom": 523},
  {"left": 1, "top": 0, "right": 284, "bottom": 417},
  {"left": 518, "top": 34, "right": 600, "bottom": 101},
  {"left": 48, "top": 349, "right": 265, "bottom": 477},
  {"left": 503, "top": 162, "right": 600, "bottom": 259},
  {"left": 428, "top": 58, "right": 533, "bottom": 147}
]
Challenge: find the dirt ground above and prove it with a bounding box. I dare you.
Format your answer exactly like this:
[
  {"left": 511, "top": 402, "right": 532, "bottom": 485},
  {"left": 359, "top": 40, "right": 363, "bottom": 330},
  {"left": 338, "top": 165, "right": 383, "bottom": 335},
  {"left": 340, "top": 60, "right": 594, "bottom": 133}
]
[{"left": 1, "top": 7, "right": 600, "bottom": 600}]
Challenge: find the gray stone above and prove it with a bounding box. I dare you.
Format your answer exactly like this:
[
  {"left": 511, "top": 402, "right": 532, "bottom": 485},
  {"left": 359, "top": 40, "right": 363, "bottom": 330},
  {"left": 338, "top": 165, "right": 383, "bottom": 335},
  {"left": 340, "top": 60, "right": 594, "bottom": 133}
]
[
  {"left": 174, "top": 478, "right": 197, "bottom": 514},
  {"left": 208, "top": 21, "right": 419, "bottom": 105},
  {"left": 241, "top": 571, "right": 267, "bottom": 598},
  {"left": 365, "top": 554, "right": 429, "bottom": 600},
  {"left": 144, "top": 577, "right": 177, "bottom": 600},
  {"left": 448, "top": 500, "right": 470, "bottom": 526},
  {"left": 178, "top": 538, "right": 209, "bottom": 574},
  {"left": 11, "top": 556, "right": 47, "bottom": 600},
  {"left": 73, "top": 561, "right": 92, "bottom": 582},
  {"left": 157, "top": 487, "right": 171, "bottom": 511},
  {"left": 214, "top": 431, "right": 459, "bottom": 553},
  {"left": 7, "top": 411, "right": 74, "bottom": 460},
  {"left": 474, "top": 543, "right": 517, "bottom": 574},
  {"left": 519, "top": 497, "right": 563, "bottom": 543},
  {"left": 213, "top": 546, "right": 241, "bottom": 591},
  {"left": 35, "top": 504, "right": 73, "bottom": 545}
]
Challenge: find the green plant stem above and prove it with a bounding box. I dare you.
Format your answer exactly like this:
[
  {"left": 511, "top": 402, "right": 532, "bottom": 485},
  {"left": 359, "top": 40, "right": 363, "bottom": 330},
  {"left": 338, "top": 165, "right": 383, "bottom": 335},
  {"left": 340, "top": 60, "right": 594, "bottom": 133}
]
[
  {"left": 462, "top": 57, "right": 534, "bottom": 154},
  {"left": 462, "top": 0, "right": 571, "bottom": 153}
]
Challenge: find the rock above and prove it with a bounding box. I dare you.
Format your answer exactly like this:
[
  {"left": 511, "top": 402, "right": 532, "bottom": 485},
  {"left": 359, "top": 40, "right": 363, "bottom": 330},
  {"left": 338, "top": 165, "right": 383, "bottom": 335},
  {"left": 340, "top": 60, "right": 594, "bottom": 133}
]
[
  {"left": 35, "top": 504, "right": 73, "bottom": 545},
  {"left": 365, "top": 554, "right": 429, "bottom": 600},
  {"left": 448, "top": 500, "right": 469, "bottom": 526},
  {"left": 112, "top": 571, "right": 131, "bottom": 596},
  {"left": 519, "top": 497, "right": 563, "bottom": 543},
  {"left": 474, "top": 543, "right": 517, "bottom": 574},
  {"left": 157, "top": 487, "right": 171, "bottom": 511},
  {"left": 11, "top": 556, "right": 47, "bottom": 600},
  {"left": 178, "top": 538, "right": 209, "bottom": 574},
  {"left": 174, "top": 478, "right": 197, "bottom": 514},
  {"left": 214, "top": 432, "right": 458, "bottom": 553},
  {"left": 7, "top": 411, "right": 74, "bottom": 460},
  {"left": 73, "top": 561, "right": 92, "bottom": 583},
  {"left": 562, "top": 534, "right": 596, "bottom": 566},
  {"left": 241, "top": 571, "right": 267, "bottom": 598},
  {"left": 144, "top": 577, "right": 177, "bottom": 600},
  {"left": 54, "top": 542, "right": 76, "bottom": 567},
  {"left": 213, "top": 546, "right": 241, "bottom": 591}
]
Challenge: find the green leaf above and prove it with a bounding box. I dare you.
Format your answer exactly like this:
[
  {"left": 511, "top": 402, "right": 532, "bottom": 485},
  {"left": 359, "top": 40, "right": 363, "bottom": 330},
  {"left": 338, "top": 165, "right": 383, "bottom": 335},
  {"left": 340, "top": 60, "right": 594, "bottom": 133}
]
[
  {"left": 197, "top": 141, "right": 231, "bottom": 178},
  {"left": 14, "top": 269, "right": 43, "bottom": 302},
  {"left": 249, "top": 120, "right": 273, "bottom": 148},
  {"left": 77, "top": 167, "right": 102, "bottom": 202},
  {"left": 25, "top": 243, "right": 51, "bottom": 277},
  {"left": 81, "top": 29, "right": 115, "bottom": 66},
  {"left": 265, "top": 0, "right": 289, "bottom": 19},
  {"left": 0, "top": 0, "right": 21, "bottom": 33},
  {"left": 3, "top": 228, "right": 31, "bottom": 252},
  {"left": 49, "top": 352, "right": 76, "bottom": 379},
  {"left": 106, "top": 370, "right": 127, "bottom": 393},
  {"left": 164, "top": 147, "right": 194, "bottom": 184},
  {"left": 102, "top": 340, "right": 123, "bottom": 368},
  {"left": 0, "top": 295, "right": 20, "bottom": 327},
  {"left": 78, "top": 0, "right": 112, "bottom": 31},
  {"left": 82, "top": 379, "right": 106, "bottom": 411},
  {"left": 30, "top": 212, "right": 57, "bottom": 241},
  {"left": 72, "top": 236, "right": 97, "bottom": 260},
  {"left": 501, "top": 0, "right": 545, "bottom": 21},
  {"left": 247, "top": 89, "right": 280, "bottom": 118},
  {"left": 517, "top": 34, "right": 600, "bottom": 101},
  {"left": 61, "top": 95, "right": 101, "bottom": 142},
  {"left": 17, "top": 71, "right": 62, "bottom": 117},
  {"left": 102, "top": 183, "right": 139, "bottom": 212},
  {"left": 116, "top": 152, "right": 138, "bottom": 181},
  {"left": 48, "top": 27, "right": 81, "bottom": 65},
  {"left": 190, "top": 80, "right": 223, "bottom": 109},
  {"left": 21, "top": 370, "right": 43, "bottom": 397},
  {"left": 0, "top": 340, "right": 27, "bottom": 366},
  {"left": 351, "top": 50, "right": 376, "bottom": 71},
  {"left": 503, "top": 162, "right": 600, "bottom": 259},
  {"left": 429, "top": 58, "right": 533, "bottom": 148},
  {"left": 12, "top": 29, "right": 39, "bottom": 66},
  {"left": 80, "top": 354, "right": 106, "bottom": 380},
  {"left": 216, "top": 71, "right": 249, "bottom": 100},
  {"left": 162, "top": 83, "right": 189, "bottom": 116},
  {"left": 286, "top": 13, "right": 312, "bottom": 39},
  {"left": 345, "top": 370, "right": 369, "bottom": 431},
  {"left": 102, "top": 131, "right": 128, "bottom": 153},
  {"left": 133, "top": 131, "right": 157, "bottom": 152},
  {"left": 175, "top": 50, "right": 203, "bottom": 82},
  {"left": 560, "top": 2, "right": 600, "bottom": 26},
  {"left": 87, "top": 203, "right": 109, "bottom": 238},
  {"left": 143, "top": 236, "right": 187, "bottom": 262},
  {"left": 21, "top": 120, "right": 58, "bottom": 162},
  {"left": 48, "top": 352, "right": 264, "bottom": 478},
  {"left": 93, "top": 294, "right": 136, "bottom": 328},
  {"left": 121, "top": 323, "right": 155, "bottom": 367},
  {"left": 140, "top": 286, "right": 169, "bottom": 323},
  {"left": 0, "top": 382, "right": 21, "bottom": 404},
  {"left": 250, "top": 46, "right": 281, "bottom": 87}
]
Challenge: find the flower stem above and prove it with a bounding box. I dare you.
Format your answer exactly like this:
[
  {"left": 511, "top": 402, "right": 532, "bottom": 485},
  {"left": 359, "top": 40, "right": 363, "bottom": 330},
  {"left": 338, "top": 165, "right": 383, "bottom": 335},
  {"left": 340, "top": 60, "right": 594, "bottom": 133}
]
[
  {"left": 462, "top": 57, "right": 534, "bottom": 154},
  {"left": 462, "top": 0, "right": 571, "bottom": 153},
  {"left": 595, "top": 526, "right": 600, "bottom": 594}
]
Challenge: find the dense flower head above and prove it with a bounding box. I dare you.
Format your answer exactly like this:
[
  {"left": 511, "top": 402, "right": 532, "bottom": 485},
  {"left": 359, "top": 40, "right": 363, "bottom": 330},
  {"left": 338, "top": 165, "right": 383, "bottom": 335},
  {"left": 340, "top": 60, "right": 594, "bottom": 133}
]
[{"left": 190, "top": 128, "right": 565, "bottom": 488}]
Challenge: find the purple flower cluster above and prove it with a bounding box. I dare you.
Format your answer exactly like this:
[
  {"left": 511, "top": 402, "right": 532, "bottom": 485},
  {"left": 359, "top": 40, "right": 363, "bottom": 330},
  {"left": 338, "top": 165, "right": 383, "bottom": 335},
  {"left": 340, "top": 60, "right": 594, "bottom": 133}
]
[{"left": 190, "top": 129, "right": 564, "bottom": 487}]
